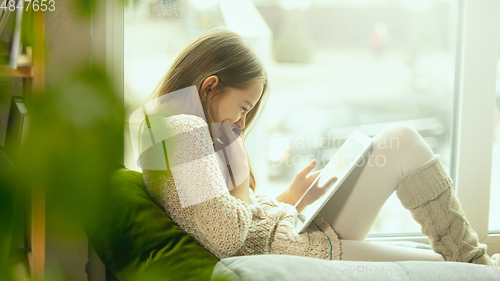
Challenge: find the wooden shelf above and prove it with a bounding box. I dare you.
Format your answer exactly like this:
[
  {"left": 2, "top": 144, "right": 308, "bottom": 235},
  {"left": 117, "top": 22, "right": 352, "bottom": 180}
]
[
  {"left": 0, "top": 65, "right": 33, "bottom": 78},
  {"left": 1, "top": 41, "right": 34, "bottom": 78}
]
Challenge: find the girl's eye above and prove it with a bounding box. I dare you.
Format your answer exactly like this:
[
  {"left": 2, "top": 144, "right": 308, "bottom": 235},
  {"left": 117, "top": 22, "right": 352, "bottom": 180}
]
[{"left": 242, "top": 107, "right": 248, "bottom": 112}]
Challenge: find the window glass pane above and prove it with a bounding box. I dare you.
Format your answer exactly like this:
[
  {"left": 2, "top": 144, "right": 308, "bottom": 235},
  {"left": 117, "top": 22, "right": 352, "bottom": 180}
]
[
  {"left": 123, "top": 0, "right": 458, "bottom": 236},
  {"left": 489, "top": 33, "right": 500, "bottom": 232}
]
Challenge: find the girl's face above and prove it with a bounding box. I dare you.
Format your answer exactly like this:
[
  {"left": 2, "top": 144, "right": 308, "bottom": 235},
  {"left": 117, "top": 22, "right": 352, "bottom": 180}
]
[{"left": 208, "top": 80, "right": 264, "bottom": 130}]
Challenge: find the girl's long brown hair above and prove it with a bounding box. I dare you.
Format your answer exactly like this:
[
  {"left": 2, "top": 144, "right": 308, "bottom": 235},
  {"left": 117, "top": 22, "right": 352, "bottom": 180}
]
[{"left": 149, "top": 28, "right": 269, "bottom": 193}]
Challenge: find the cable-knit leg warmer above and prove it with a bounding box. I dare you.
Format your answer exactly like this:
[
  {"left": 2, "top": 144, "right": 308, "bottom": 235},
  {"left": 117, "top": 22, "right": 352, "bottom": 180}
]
[{"left": 395, "top": 154, "right": 499, "bottom": 266}]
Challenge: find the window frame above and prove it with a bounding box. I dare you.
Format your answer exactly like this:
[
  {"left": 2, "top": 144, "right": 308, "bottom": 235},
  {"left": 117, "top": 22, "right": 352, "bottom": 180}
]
[{"left": 450, "top": 0, "right": 500, "bottom": 251}]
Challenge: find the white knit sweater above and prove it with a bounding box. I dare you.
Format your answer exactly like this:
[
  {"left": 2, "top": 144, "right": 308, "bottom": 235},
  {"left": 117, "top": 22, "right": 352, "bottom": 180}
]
[{"left": 141, "top": 114, "right": 342, "bottom": 261}]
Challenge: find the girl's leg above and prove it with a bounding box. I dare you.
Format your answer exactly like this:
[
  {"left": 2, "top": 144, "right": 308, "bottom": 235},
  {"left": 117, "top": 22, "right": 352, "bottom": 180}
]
[
  {"left": 394, "top": 148, "right": 496, "bottom": 265},
  {"left": 319, "top": 123, "right": 434, "bottom": 241},
  {"left": 319, "top": 124, "right": 496, "bottom": 265},
  {"left": 339, "top": 239, "right": 445, "bottom": 262}
]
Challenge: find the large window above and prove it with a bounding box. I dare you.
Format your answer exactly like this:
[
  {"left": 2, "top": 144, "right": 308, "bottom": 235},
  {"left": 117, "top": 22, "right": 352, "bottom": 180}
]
[{"left": 123, "top": 0, "right": 499, "bottom": 238}]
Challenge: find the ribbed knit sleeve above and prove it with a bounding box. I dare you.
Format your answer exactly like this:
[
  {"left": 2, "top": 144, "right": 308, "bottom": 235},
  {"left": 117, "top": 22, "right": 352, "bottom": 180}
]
[
  {"left": 192, "top": 192, "right": 252, "bottom": 257},
  {"left": 142, "top": 114, "right": 253, "bottom": 259}
]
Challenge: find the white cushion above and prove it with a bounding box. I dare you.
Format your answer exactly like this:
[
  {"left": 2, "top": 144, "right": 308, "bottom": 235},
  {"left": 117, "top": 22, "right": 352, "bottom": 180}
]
[{"left": 211, "top": 254, "right": 499, "bottom": 281}]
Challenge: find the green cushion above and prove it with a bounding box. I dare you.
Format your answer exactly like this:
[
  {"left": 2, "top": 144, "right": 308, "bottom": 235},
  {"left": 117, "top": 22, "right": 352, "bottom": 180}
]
[{"left": 85, "top": 167, "right": 225, "bottom": 281}]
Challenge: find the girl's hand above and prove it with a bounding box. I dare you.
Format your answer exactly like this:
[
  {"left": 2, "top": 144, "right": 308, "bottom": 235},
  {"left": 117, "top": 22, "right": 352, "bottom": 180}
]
[
  {"left": 213, "top": 119, "right": 250, "bottom": 194},
  {"left": 287, "top": 159, "right": 338, "bottom": 207}
]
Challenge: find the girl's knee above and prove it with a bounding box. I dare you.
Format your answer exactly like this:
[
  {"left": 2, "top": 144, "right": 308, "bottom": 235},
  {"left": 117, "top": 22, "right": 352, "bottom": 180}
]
[
  {"left": 374, "top": 123, "right": 422, "bottom": 151},
  {"left": 373, "top": 123, "right": 434, "bottom": 172}
]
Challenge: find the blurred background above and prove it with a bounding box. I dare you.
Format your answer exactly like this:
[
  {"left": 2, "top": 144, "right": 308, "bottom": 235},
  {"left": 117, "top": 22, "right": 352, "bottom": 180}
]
[{"left": 122, "top": 0, "right": 500, "bottom": 236}]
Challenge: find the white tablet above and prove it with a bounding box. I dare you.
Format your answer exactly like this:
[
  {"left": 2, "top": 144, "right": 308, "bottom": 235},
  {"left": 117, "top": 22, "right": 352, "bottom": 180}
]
[{"left": 294, "top": 130, "right": 373, "bottom": 233}]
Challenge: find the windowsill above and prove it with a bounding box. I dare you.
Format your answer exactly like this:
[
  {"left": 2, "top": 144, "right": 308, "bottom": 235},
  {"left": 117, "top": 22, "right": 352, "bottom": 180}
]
[{"left": 366, "top": 233, "right": 500, "bottom": 256}]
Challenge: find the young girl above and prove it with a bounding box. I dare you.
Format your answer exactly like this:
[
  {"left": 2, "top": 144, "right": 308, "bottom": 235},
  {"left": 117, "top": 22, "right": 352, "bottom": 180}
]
[{"left": 140, "top": 27, "right": 500, "bottom": 265}]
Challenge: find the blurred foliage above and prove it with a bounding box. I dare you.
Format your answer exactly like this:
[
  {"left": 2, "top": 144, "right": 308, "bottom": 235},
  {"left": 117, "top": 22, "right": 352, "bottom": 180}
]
[
  {"left": 7, "top": 59, "right": 123, "bottom": 281},
  {"left": 1, "top": 22, "right": 124, "bottom": 280},
  {"left": 0, "top": 151, "right": 23, "bottom": 281},
  {"left": 19, "top": 61, "right": 125, "bottom": 238}
]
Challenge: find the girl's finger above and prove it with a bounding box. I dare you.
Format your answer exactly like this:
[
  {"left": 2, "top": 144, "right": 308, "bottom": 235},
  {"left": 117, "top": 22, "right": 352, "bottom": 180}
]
[
  {"left": 318, "top": 178, "right": 337, "bottom": 196},
  {"left": 218, "top": 119, "right": 237, "bottom": 146},
  {"left": 321, "top": 176, "right": 338, "bottom": 188},
  {"left": 299, "top": 159, "right": 317, "bottom": 177},
  {"left": 308, "top": 169, "right": 321, "bottom": 178},
  {"left": 213, "top": 122, "right": 227, "bottom": 146}
]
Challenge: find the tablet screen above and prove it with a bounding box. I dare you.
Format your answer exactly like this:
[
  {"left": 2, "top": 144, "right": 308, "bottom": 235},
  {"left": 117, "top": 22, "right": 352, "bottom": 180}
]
[{"left": 294, "top": 130, "right": 373, "bottom": 233}]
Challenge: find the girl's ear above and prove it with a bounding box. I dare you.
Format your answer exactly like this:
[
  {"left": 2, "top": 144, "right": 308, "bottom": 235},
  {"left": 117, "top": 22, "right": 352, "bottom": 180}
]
[{"left": 200, "top": 75, "right": 220, "bottom": 101}]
